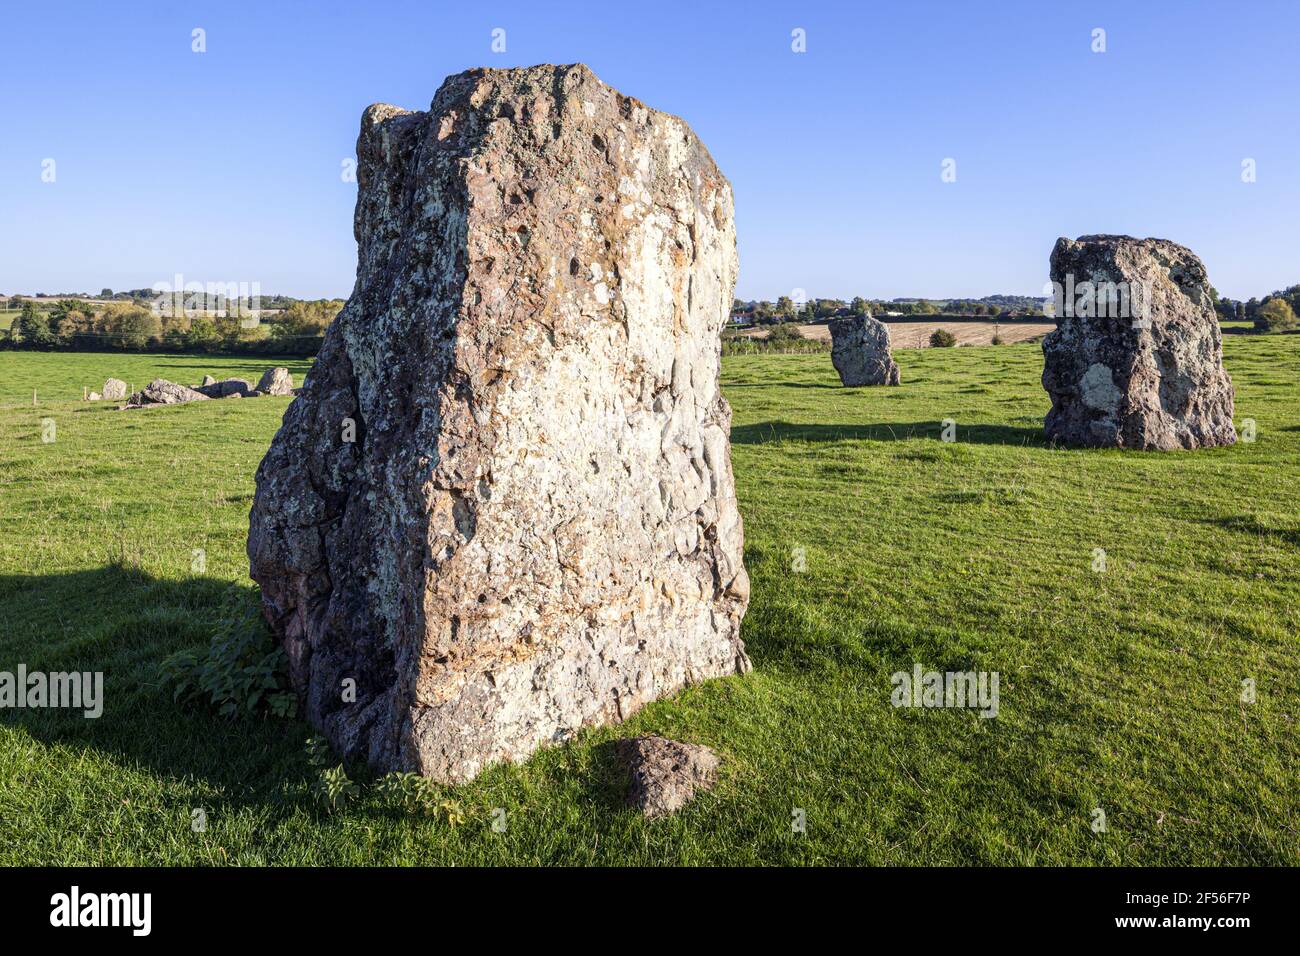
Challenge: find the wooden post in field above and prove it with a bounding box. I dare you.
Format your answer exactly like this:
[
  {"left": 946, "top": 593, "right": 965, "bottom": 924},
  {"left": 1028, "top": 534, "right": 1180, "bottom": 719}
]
[
  {"left": 83, "top": 386, "right": 88, "bottom": 401},
  {"left": 32, "top": 389, "right": 37, "bottom": 406}
]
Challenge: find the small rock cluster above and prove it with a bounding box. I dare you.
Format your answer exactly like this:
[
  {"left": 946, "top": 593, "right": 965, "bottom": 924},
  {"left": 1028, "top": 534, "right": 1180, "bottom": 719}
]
[{"left": 91, "top": 367, "right": 298, "bottom": 408}]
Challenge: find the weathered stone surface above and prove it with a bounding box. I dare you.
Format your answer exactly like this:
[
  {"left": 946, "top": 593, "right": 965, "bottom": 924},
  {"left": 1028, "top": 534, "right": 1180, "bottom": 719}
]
[
  {"left": 201, "top": 374, "right": 218, "bottom": 387},
  {"left": 829, "top": 315, "right": 900, "bottom": 386},
  {"left": 87, "top": 391, "right": 102, "bottom": 402},
  {"left": 197, "top": 378, "right": 255, "bottom": 399},
  {"left": 1043, "top": 235, "right": 1235, "bottom": 450},
  {"left": 616, "top": 736, "right": 720, "bottom": 818},
  {"left": 102, "top": 378, "right": 128, "bottom": 401},
  {"left": 256, "top": 367, "right": 294, "bottom": 395},
  {"left": 136, "top": 378, "right": 210, "bottom": 405},
  {"left": 248, "top": 63, "right": 750, "bottom": 784}
]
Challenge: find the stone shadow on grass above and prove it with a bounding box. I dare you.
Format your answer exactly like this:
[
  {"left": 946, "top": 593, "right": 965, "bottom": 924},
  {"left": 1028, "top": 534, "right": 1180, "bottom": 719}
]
[
  {"left": 730, "top": 420, "right": 1045, "bottom": 446},
  {"left": 0, "top": 564, "right": 315, "bottom": 800},
  {"left": 1200, "top": 515, "right": 1300, "bottom": 548},
  {"left": 723, "top": 381, "right": 841, "bottom": 390}
]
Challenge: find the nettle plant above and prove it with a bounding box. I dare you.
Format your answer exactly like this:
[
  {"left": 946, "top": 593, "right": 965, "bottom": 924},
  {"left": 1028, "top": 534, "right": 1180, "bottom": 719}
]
[
  {"left": 160, "top": 613, "right": 296, "bottom": 719},
  {"left": 306, "top": 737, "right": 466, "bottom": 823}
]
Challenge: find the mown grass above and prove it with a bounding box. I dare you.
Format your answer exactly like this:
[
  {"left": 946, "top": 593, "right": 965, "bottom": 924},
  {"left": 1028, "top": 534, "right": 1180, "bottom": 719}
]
[{"left": 0, "top": 339, "right": 1296, "bottom": 865}]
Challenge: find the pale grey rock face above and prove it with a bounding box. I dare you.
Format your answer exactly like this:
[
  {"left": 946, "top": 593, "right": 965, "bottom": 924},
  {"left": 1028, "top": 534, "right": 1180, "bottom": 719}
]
[
  {"left": 256, "top": 368, "right": 294, "bottom": 395},
  {"left": 87, "top": 391, "right": 102, "bottom": 402},
  {"left": 248, "top": 63, "right": 750, "bottom": 784},
  {"left": 616, "top": 736, "right": 720, "bottom": 818},
  {"left": 102, "top": 378, "right": 128, "bottom": 401},
  {"left": 829, "top": 315, "right": 900, "bottom": 386},
  {"left": 1042, "top": 235, "right": 1235, "bottom": 450},
  {"left": 135, "top": 379, "right": 209, "bottom": 405},
  {"left": 201, "top": 374, "right": 218, "bottom": 387}
]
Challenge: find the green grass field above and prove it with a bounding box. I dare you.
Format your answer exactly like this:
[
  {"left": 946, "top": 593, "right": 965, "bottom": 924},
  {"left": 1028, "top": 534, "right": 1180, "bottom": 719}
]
[{"left": 1, "top": 340, "right": 1296, "bottom": 865}]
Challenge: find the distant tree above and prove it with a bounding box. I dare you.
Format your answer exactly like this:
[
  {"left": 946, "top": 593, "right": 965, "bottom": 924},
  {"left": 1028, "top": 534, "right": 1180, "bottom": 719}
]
[
  {"left": 16, "top": 302, "right": 58, "bottom": 349},
  {"left": 766, "top": 322, "right": 805, "bottom": 344},
  {"left": 1255, "top": 298, "right": 1298, "bottom": 333},
  {"left": 929, "top": 328, "right": 957, "bottom": 348},
  {"left": 103, "top": 304, "right": 161, "bottom": 350},
  {"left": 184, "top": 317, "right": 223, "bottom": 352},
  {"left": 914, "top": 299, "right": 939, "bottom": 315},
  {"left": 775, "top": 295, "right": 795, "bottom": 317},
  {"left": 850, "top": 296, "right": 868, "bottom": 316},
  {"left": 100, "top": 288, "right": 113, "bottom": 298}
]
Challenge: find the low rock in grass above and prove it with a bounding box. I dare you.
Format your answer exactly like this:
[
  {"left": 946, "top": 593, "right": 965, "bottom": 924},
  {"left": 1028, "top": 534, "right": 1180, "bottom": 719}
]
[
  {"left": 102, "top": 378, "right": 128, "bottom": 401},
  {"left": 616, "top": 736, "right": 721, "bottom": 818},
  {"left": 87, "top": 391, "right": 102, "bottom": 402},
  {"left": 201, "top": 374, "right": 218, "bottom": 386},
  {"left": 126, "top": 378, "right": 210, "bottom": 407},
  {"left": 197, "top": 377, "right": 256, "bottom": 399},
  {"left": 256, "top": 367, "right": 294, "bottom": 395}
]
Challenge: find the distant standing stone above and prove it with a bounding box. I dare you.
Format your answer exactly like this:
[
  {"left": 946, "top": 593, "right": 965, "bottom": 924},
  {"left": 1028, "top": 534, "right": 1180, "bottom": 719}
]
[
  {"left": 616, "top": 736, "right": 721, "bottom": 818},
  {"left": 1042, "top": 235, "right": 1235, "bottom": 450},
  {"left": 256, "top": 367, "right": 294, "bottom": 395},
  {"left": 102, "top": 378, "right": 128, "bottom": 401},
  {"left": 829, "top": 315, "right": 900, "bottom": 386},
  {"left": 87, "top": 391, "right": 102, "bottom": 402},
  {"left": 201, "top": 374, "right": 218, "bottom": 387}
]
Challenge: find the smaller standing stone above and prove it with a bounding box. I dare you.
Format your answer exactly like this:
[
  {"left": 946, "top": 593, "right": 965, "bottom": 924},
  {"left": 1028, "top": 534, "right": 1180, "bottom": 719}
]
[
  {"left": 102, "top": 378, "right": 128, "bottom": 401},
  {"left": 256, "top": 367, "right": 294, "bottom": 395},
  {"left": 615, "top": 736, "right": 721, "bottom": 819},
  {"left": 829, "top": 315, "right": 901, "bottom": 386},
  {"left": 1042, "top": 235, "right": 1236, "bottom": 449},
  {"left": 201, "top": 374, "right": 217, "bottom": 387}
]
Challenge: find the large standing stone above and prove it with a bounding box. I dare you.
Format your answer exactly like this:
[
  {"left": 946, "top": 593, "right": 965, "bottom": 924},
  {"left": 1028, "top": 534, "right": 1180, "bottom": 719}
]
[
  {"left": 248, "top": 64, "right": 751, "bottom": 783},
  {"left": 829, "top": 315, "right": 900, "bottom": 386},
  {"left": 1042, "top": 235, "right": 1235, "bottom": 449},
  {"left": 102, "top": 378, "right": 128, "bottom": 401}
]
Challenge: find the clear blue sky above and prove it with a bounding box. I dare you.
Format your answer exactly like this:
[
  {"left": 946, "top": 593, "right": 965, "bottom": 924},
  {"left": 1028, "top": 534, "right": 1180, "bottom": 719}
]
[{"left": 2, "top": 0, "right": 1296, "bottom": 302}]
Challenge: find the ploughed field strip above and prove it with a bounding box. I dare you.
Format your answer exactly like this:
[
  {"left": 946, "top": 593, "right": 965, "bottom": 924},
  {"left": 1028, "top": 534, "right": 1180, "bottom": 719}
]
[{"left": 0, "top": 336, "right": 1295, "bottom": 865}]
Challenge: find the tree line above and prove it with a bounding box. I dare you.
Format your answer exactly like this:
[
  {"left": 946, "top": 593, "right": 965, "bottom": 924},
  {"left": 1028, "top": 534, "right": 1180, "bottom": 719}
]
[
  {"left": 1215, "top": 285, "right": 1299, "bottom": 333},
  {"left": 1, "top": 299, "right": 344, "bottom": 355},
  {"left": 733, "top": 295, "right": 1043, "bottom": 323}
]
